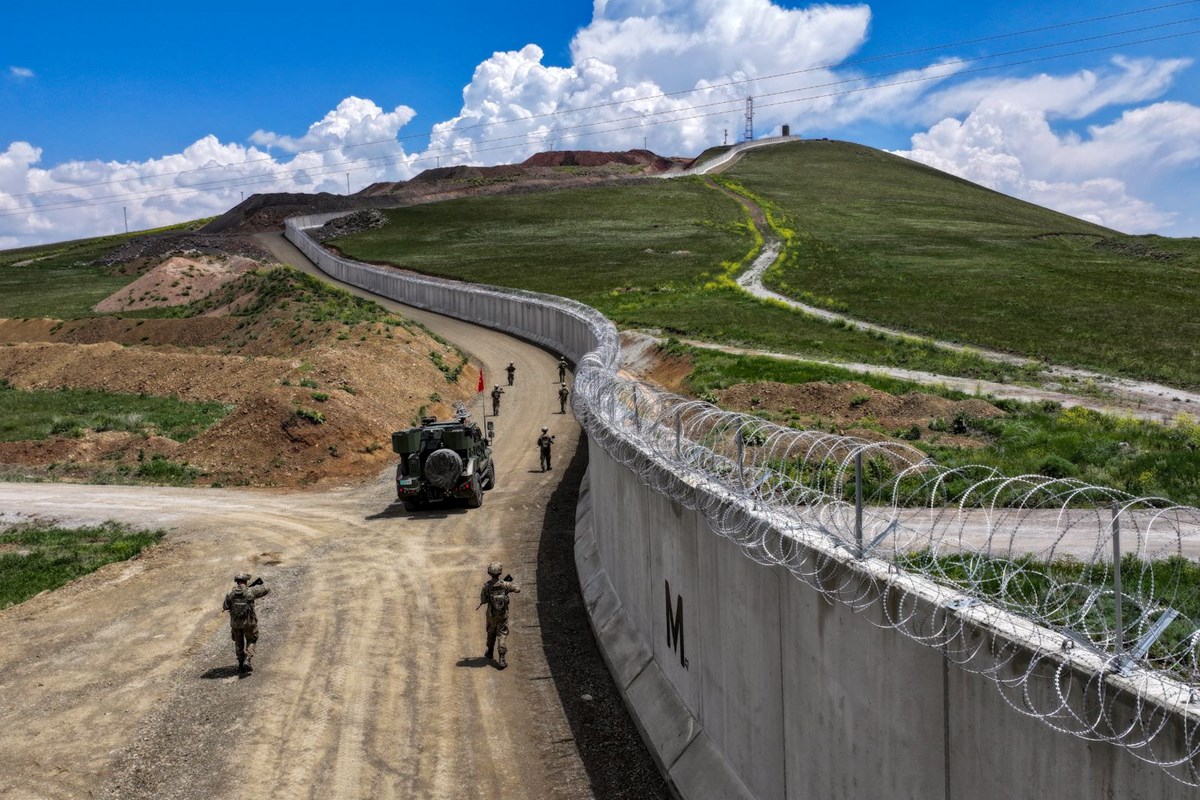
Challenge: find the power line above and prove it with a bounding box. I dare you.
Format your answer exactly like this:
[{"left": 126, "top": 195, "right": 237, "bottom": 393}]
[
  {"left": 4, "top": 28, "right": 1198, "bottom": 221},
  {"left": 7, "top": 0, "right": 1196, "bottom": 203},
  {"left": 6, "top": 25, "right": 1199, "bottom": 221},
  {"left": 7, "top": 24, "right": 1199, "bottom": 222}
]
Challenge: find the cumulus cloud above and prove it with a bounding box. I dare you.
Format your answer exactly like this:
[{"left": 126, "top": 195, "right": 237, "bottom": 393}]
[
  {"left": 4, "top": 0, "right": 1198, "bottom": 247},
  {"left": 915, "top": 56, "right": 1191, "bottom": 124},
  {"left": 0, "top": 98, "right": 421, "bottom": 248},
  {"left": 893, "top": 60, "right": 1200, "bottom": 234},
  {"left": 250, "top": 97, "right": 417, "bottom": 154},
  {"left": 8, "top": 66, "right": 34, "bottom": 80},
  {"left": 428, "top": 0, "right": 891, "bottom": 165}
]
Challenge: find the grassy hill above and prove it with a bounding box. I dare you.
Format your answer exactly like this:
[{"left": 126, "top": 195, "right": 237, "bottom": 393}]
[
  {"left": 332, "top": 179, "right": 1036, "bottom": 384},
  {"left": 0, "top": 220, "right": 211, "bottom": 318},
  {"left": 724, "top": 140, "right": 1200, "bottom": 387}
]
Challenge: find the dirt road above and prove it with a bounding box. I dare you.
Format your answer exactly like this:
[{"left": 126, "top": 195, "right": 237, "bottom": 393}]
[{"left": 0, "top": 235, "right": 667, "bottom": 799}]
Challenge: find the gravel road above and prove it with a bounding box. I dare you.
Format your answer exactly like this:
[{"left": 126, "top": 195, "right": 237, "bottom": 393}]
[{"left": 0, "top": 234, "right": 668, "bottom": 800}]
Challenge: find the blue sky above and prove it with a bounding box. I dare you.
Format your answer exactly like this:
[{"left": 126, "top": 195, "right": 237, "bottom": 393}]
[{"left": 2, "top": 0, "right": 1198, "bottom": 246}]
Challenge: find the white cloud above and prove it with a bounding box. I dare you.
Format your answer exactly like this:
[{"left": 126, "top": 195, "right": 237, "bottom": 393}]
[
  {"left": 0, "top": 98, "right": 422, "bottom": 248},
  {"left": 8, "top": 66, "right": 34, "bottom": 80},
  {"left": 4, "top": 1, "right": 1198, "bottom": 247},
  {"left": 893, "top": 61, "right": 1200, "bottom": 234},
  {"left": 427, "top": 0, "right": 889, "bottom": 164},
  {"left": 250, "top": 96, "right": 416, "bottom": 154},
  {"left": 916, "top": 56, "right": 1191, "bottom": 124}
]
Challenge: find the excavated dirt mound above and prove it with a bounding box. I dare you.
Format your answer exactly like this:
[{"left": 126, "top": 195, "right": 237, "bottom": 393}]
[
  {"left": 0, "top": 254, "right": 475, "bottom": 487},
  {"left": 93, "top": 255, "right": 259, "bottom": 312},
  {"left": 195, "top": 148, "right": 686, "bottom": 239},
  {"left": 717, "top": 381, "right": 1004, "bottom": 446},
  {"left": 619, "top": 333, "right": 1005, "bottom": 448},
  {"left": 199, "top": 192, "right": 386, "bottom": 235},
  {"left": 521, "top": 148, "right": 674, "bottom": 171},
  {"left": 408, "top": 164, "right": 529, "bottom": 184},
  {"left": 96, "top": 233, "right": 272, "bottom": 273}
]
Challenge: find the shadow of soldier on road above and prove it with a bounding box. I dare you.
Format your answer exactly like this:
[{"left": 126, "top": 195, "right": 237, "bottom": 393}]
[
  {"left": 455, "top": 656, "right": 492, "bottom": 668},
  {"left": 199, "top": 666, "right": 245, "bottom": 680}
]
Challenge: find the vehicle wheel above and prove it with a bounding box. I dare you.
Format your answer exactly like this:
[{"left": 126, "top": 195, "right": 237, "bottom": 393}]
[
  {"left": 483, "top": 463, "right": 496, "bottom": 490},
  {"left": 403, "top": 499, "right": 422, "bottom": 512},
  {"left": 466, "top": 475, "right": 483, "bottom": 508}
]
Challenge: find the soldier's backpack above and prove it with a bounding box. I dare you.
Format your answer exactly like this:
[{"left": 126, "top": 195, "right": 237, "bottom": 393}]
[
  {"left": 228, "top": 588, "right": 255, "bottom": 628},
  {"left": 486, "top": 584, "right": 510, "bottom": 616}
]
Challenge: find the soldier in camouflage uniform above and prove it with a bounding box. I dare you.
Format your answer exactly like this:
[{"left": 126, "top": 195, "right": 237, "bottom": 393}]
[
  {"left": 491, "top": 385, "right": 504, "bottom": 416},
  {"left": 480, "top": 561, "right": 520, "bottom": 669},
  {"left": 223, "top": 572, "right": 270, "bottom": 673},
  {"left": 558, "top": 384, "right": 569, "bottom": 414},
  {"left": 557, "top": 357, "right": 568, "bottom": 384},
  {"left": 537, "top": 427, "right": 555, "bottom": 471}
]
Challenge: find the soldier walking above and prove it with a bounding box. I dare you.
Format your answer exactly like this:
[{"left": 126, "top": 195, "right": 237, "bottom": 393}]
[
  {"left": 557, "top": 357, "right": 568, "bottom": 384},
  {"left": 480, "top": 562, "right": 521, "bottom": 669},
  {"left": 491, "top": 384, "right": 504, "bottom": 416},
  {"left": 223, "top": 572, "right": 269, "bottom": 673},
  {"left": 537, "top": 426, "right": 555, "bottom": 471},
  {"left": 505, "top": 362, "right": 516, "bottom": 386},
  {"left": 558, "top": 384, "right": 569, "bottom": 414}
]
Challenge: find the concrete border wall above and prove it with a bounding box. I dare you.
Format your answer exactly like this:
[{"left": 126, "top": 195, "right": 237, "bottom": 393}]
[{"left": 286, "top": 216, "right": 1198, "bottom": 798}]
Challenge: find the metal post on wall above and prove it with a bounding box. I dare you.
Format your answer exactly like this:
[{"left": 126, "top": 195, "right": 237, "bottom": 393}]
[
  {"left": 1112, "top": 500, "right": 1124, "bottom": 664},
  {"left": 736, "top": 429, "right": 746, "bottom": 489},
  {"left": 855, "top": 451, "right": 864, "bottom": 556},
  {"left": 675, "top": 407, "right": 682, "bottom": 459}
]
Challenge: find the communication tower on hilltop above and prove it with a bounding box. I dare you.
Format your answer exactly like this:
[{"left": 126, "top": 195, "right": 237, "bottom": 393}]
[{"left": 743, "top": 97, "right": 754, "bottom": 142}]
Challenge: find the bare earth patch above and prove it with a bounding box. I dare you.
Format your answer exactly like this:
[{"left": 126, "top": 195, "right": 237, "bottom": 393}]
[
  {"left": 93, "top": 254, "right": 259, "bottom": 312},
  {"left": 0, "top": 265, "right": 476, "bottom": 487},
  {"left": 714, "top": 380, "right": 1004, "bottom": 446}
]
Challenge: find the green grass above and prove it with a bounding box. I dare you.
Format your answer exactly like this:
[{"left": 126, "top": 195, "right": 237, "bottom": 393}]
[
  {"left": 0, "top": 521, "right": 164, "bottom": 608},
  {"left": 0, "top": 219, "right": 210, "bottom": 319},
  {"left": 896, "top": 550, "right": 1200, "bottom": 679},
  {"left": 331, "top": 180, "right": 1036, "bottom": 384},
  {"left": 189, "top": 266, "right": 413, "bottom": 327},
  {"left": 925, "top": 404, "right": 1200, "bottom": 506},
  {"left": 0, "top": 382, "right": 231, "bottom": 443},
  {"left": 724, "top": 140, "right": 1200, "bottom": 388},
  {"left": 680, "top": 344, "right": 1200, "bottom": 505}
]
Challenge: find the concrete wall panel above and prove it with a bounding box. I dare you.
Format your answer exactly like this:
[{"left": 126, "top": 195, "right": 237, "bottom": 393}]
[
  {"left": 287, "top": 214, "right": 1200, "bottom": 800},
  {"left": 695, "top": 529, "right": 786, "bottom": 800},
  {"left": 780, "top": 573, "right": 945, "bottom": 800}
]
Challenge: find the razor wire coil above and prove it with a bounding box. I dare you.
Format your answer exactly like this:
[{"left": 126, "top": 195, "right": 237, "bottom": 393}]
[{"left": 290, "top": 213, "right": 1200, "bottom": 785}]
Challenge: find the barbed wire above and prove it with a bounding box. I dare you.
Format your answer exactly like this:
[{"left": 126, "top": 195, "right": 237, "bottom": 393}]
[{"left": 289, "top": 213, "right": 1200, "bottom": 785}]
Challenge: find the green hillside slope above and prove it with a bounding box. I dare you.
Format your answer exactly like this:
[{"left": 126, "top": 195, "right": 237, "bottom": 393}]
[
  {"left": 726, "top": 140, "right": 1200, "bottom": 387},
  {"left": 332, "top": 180, "right": 1036, "bottom": 383}
]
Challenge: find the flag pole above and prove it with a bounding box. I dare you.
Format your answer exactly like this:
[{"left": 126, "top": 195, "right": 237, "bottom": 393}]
[{"left": 478, "top": 366, "right": 486, "bottom": 424}]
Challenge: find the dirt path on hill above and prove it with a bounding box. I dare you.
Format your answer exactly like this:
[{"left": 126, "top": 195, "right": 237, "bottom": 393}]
[
  {"left": 0, "top": 236, "right": 668, "bottom": 799},
  {"left": 700, "top": 179, "right": 1200, "bottom": 422}
]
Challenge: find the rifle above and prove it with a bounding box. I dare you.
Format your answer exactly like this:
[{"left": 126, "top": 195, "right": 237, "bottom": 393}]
[{"left": 250, "top": 577, "right": 264, "bottom": 587}]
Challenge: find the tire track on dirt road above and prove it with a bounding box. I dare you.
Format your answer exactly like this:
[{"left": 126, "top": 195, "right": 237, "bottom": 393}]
[{"left": 1, "top": 234, "right": 669, "bottom": 800}]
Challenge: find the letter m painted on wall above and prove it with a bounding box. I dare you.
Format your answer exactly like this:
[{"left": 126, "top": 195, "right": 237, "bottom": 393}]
[{"left": 665, "top": 579, "right": 688, "bottom": 669}]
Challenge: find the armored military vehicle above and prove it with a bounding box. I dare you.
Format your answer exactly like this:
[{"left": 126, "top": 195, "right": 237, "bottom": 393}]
[{"left": 393, "top": 411, "right": 496, "bottom": 511}]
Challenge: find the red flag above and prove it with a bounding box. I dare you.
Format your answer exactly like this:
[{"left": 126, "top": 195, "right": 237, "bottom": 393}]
[{"left": 477, "top": 369, "right": 484, "bottom": 393}]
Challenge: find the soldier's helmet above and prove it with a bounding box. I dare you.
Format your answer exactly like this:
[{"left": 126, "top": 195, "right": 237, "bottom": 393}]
[
  {"left": 234, "top": 572, "right": 250, "bottom": 583},
  {"left": 541, "top": 426, "right": 548, "bottom": 432},
  {"left": 494, "top": 385, "right": 499, "bottom": 389},
  {"left": 487, "top": 561, "right": 503, "bottom": 576}
]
